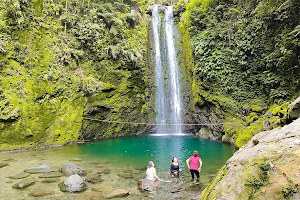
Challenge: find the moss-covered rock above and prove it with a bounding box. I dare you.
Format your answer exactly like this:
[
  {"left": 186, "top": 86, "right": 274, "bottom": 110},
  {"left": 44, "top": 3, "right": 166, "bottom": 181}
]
[
  {"left": 200, "top": 118, "right": 300, "bottom": 200},
  {"left": 0, "top": 0, "right": 153, "bottom": 151}
]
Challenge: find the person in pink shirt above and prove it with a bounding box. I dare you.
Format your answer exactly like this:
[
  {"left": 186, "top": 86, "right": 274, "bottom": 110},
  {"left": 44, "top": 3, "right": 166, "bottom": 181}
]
[{"left": 186, "top": 150, "right": 202, "bottom": 183}]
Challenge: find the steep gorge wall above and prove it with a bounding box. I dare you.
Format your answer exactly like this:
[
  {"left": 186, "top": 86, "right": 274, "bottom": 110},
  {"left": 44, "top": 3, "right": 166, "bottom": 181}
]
[
  {"left": 175, "top": 0, "right": 300, "bottom": 147},
  {"left": 0, "top": 0, "right": 154, "bottom": 151}
]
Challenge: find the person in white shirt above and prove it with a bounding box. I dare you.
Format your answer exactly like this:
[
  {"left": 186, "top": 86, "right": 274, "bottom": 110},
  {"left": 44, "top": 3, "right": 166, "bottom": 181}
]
[{"left": 146, "top": 161, "right": 161, "bottom": 181}]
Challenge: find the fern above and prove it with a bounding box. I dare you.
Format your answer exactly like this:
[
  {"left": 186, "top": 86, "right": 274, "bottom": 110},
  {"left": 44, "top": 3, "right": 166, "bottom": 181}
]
[{"left": 290, "top": 25, "right": 300, "bottom": 37}]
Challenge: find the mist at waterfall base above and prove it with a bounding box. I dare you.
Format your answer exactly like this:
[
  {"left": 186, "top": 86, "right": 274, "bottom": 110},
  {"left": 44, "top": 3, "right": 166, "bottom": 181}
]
[{"left": 152, "top": 5, "right": 183, "bottom": 134}]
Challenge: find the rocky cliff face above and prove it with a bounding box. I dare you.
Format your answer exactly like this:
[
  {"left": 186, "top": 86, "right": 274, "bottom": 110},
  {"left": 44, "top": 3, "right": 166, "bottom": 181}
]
[{"left": 200, "top": 118, "right": 300, "bottom": 200}]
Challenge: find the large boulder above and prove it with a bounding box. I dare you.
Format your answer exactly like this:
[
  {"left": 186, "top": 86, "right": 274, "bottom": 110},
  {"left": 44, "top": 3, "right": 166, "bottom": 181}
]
[
  {"left": 200, "top": 118, "right": 300, "bottom": 200},
  {"left": 12, "top": 177, "right": 35, "bottom": 189},
  {"left": 60, "top": 163, "right": 86, "bottom": 176},
  {"left": 59, "top": 174, "right": 87, "bottom": 193}
]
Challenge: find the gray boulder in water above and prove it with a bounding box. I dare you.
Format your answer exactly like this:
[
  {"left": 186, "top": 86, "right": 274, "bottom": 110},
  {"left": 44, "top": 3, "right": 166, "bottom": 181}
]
[
  {"left": 58, "top": 174, "right": 87, "bottom": 193},
  {"left": 60, "top": 163, "right": 86, "bottom": 176}
]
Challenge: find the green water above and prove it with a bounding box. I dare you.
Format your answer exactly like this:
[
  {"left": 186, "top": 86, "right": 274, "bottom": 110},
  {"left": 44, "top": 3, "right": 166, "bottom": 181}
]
[
  {"left": 80, "top": 135, "right": 234, "bottom": 178},
  {"left": 0, "top": 135, "right": 234, "bottom": 199}
]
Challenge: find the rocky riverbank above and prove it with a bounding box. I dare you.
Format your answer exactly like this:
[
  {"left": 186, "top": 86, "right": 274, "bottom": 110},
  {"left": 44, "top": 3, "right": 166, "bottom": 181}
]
[
  {"left": 0, "top": 154, "right": 205, "bottom": 199},
  {"left": 200, "top": 118, "right": 300, "bottom": 199}
]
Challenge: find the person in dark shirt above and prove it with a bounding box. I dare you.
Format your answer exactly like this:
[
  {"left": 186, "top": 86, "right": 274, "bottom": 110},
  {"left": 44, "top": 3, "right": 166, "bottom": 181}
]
[{"left": 170, "top": 157, "right": 181, "bottom": 177}]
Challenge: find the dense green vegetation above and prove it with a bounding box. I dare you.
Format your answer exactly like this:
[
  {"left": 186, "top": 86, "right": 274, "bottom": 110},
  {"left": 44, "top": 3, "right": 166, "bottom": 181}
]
[
  {"left": 0, "top": 0, "right": 152, "bottom": 150},
  {"left": 177, "top": 0, "right": 300, "bottom": 147},
  {"left": 0, "top": 0, "right": 299, "bottom": 150}
]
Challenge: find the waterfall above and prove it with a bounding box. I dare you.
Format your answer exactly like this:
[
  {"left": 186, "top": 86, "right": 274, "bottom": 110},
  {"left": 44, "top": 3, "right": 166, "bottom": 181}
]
[
  {"left": 152, "top": 5, "right": 182, "bottom": 134},
  {"left": 152, "top": 5, "right": 167, "bottom": 133}
]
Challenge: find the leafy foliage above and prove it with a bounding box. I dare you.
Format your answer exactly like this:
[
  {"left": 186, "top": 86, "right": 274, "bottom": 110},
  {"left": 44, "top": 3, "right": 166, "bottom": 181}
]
[
  {"left": 178, "top": 0, "right": 300, "bottom": 146},
  {"left": 0, "top": 0, "right": 151, "bottom": 150}
]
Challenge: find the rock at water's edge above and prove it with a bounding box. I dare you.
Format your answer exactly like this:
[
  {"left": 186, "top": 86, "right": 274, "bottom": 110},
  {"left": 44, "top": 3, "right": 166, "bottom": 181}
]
[
  {"left": 200, "top": 118, "right": 300, "bottom": 200},
  {"left": 59, "top": 174, "right": 87, "bottom": 193},
  {"left": 60, "top": 163, "right": 86, "bottom": 176}
]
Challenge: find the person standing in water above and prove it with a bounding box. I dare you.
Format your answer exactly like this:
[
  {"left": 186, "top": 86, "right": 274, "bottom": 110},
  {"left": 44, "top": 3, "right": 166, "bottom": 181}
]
[
  {"left": 170, "top": 157, "right": 181, "bottom": 177},
  {"left": 186, "top": 150, "right": 202, "bottom": 183},
  {"left": 146, "top": 161, "right": 161, "bottom": 181}
]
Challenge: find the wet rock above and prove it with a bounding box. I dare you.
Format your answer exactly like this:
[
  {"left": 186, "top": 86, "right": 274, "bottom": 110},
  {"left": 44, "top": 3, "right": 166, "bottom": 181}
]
[
  {"left": 123, "top": 169, "right": 132, "bottom": 173},
  {"left": 167, "top": 181, "right": 185, "bottom": 193},
  {"left": 9, "top": 172, "right": 30, "bottom": 179},
  {"left": 138, "top": 179, "right": 160, "bottom": 191},
  {"left": 12, "top": 177, "right": 36, "bottom": 189},
  {"left": 97, "top": 168, "right": 111, "bottom": 174},
  {"left": 0, "top": 163, "right": 9, "bottom": 168},
  {"left": 118, "top": 173, "right": 134, "bottom": 179},
  {"left": 42, "top": 178, "right": 60, "bottom": 183},
  {"left": 3, "top": 158, "right": 15, "bottom": 162},
  {"left": 24, "top": 164, "right": 50, "bottom": 173},
  {"left": 32, "top": 190, "right": 55, "bottom": 197},
  {"left": 59, "top": 174, "right": 87, "bottom": 193},
  {"left": 135, "top": 167, "right": 147, "bottom": 171},
  {"left": 91, "top": 184, "right": 113, "bottom": 192},
  {"left": 76, "top": 192, "right": 103, "bottom": 200},
  {"left": 105, "top": 189, "right": 129, "bottom": 199},
  {"left": 185, "top": 182, "right": 202, "bottom": 191},
  {"left": 39, "top": 172, "right": 62, "bottom": 178},
  {"left": 132, "top": 170, "right": 141, "bottom": 174},
  {"left": 85, "top": 174, "right": 104, "bottom": 184},
  {"left": 60, "top": 163, "right": 86, "bottom": 176},
  {"left": 69, "top": 158, "right": 83, "bottom": 162}
]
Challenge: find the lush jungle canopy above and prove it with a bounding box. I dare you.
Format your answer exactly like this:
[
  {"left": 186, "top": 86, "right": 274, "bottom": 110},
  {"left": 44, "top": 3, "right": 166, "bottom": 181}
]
[{"left": 0, "top": 0, "right": 299, "bottom": 150}]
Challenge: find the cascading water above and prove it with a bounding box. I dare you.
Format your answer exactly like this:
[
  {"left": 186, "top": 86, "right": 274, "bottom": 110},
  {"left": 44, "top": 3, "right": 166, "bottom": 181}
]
[
  {"left": 152, "top": 5, "right": 182, "bottom": 134},
  {"left": 152, "top": 5, "right": 167, "bottom": 133},
  {"left": 165, "top": 6, "right": 182, "bottom": 133}
]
